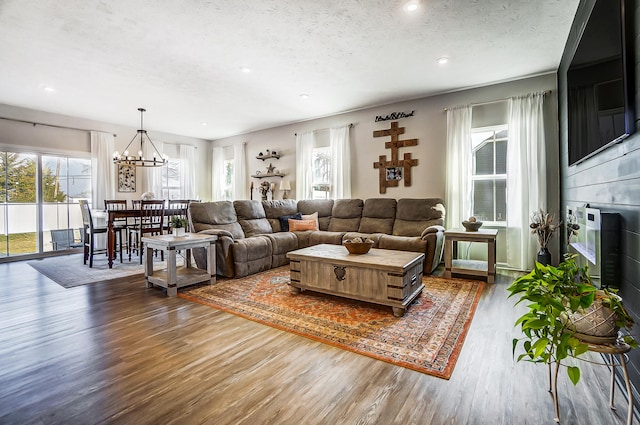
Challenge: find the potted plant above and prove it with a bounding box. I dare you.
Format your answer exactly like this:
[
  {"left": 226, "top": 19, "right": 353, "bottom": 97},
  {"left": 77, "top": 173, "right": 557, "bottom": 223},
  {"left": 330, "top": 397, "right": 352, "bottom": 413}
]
[
  {"left": 507, "top": 254, "right": 637, "bottom": 421},
  {"left": 530, "top": 209, "right": 561, "bottom": 265},
  {"left": 169, "top": 216, "right": 188, "bottom": 236}
]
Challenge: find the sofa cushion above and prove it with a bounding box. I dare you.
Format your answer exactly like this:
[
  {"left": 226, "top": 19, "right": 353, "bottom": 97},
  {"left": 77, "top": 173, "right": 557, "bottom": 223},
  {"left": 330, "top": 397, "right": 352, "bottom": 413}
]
[
  {"left": 264, "top": 232, "right": 299, "bottom": 268},
  {"left": 263, "top": 199, "right": 299, "bottom": 232},
  {"left": 297, "top": 199, "right": 334, "bottom": 231},
  {"left": 278, "top": 213, "right": 302, "bottom": 232},
  {"left": 393, "top": 198, "right": 446, "bottom": 237},
  {"left": 328, "top": 199, "right": 363, "bottom": 232},
  {"left": 189, "top": 201, "right": 245, "bottom": 239},
  {"left": 309, "top": 231, "right": 346, "bottom": 245},
  {"left": 358, "top": 198, "right": 396, "bottom": 234},
  {"left": 289, "top": 218, "right": 318, "bottom": 231},
  {"left": 301, "top": 211, "right": 319, "bottom": 228},
  {"left": 378, "top": 234, "right": 428, "bottom": 253},
  {"left": 231, "top": 235, "right": 273, "bottom": 278},
  {"left": 234, "top": 200, "right": 273, "bottom": 237}
]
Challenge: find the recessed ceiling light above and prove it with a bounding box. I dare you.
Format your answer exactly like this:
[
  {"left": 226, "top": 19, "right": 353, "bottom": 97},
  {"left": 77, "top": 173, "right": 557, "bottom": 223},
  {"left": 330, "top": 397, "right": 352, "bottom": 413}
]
[
  {"left": 404, "top": 1, "right": 419, "bottom": 12},
  {"left": 437, "top": 57, "right": 449, "bottom": 65},
  {"left": 200, "top": 122, "right": 208, "bottom": 126},
  {"left": 40, "top": 85, "right": 55, "bottom": 92},
  {"left": 240, "top": 66, "right": 251, "bottom": 73},
  {"left": 299, "top": 93, "right": 310, "bottom": 99}
]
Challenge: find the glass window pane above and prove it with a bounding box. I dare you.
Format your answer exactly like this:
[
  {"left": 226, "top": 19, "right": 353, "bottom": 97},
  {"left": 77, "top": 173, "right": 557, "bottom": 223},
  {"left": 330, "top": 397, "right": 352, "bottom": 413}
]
[
  {"left": 68, "top": 158, "right": 91, "bottom": 200},
  {"left": 496, "top": 140, "right": 507, "bottom": 174},
  {"left": 42, "top": 156, "right": 68, "bottom": 202},
  {"left": 7, "top": 204, "right": 36, "bottom": 255},
  {"left": 473, "top": 180, "right": 494, "bottom": 221},
  {"left": 474, "top": 143, "right": 494, "bottom": 175},
  {"left": 312, "top": 147, "right": 331, "bottom": 184},
  {"left": 7, "top": 153, "right": 36, "bottom": 203},
  {"left": 167, "top": 160, "right": 180, "bottom": 188},
  {"left": 496, "top": 179, "right": 507, "bottom": 221}
]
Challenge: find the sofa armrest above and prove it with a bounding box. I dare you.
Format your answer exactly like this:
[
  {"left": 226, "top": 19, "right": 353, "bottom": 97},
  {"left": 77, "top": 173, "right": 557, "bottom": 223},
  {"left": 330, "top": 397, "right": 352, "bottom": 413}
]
[
  {"left": 420, "top": 225, "right": 445, "bottom": 239},
  {"left": 197, "top": 229, "right": 235, "bottom": 239}
]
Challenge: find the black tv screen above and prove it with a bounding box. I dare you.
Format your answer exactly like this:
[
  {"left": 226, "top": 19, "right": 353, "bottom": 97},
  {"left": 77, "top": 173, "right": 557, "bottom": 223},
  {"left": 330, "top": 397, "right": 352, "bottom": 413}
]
[{"left": 567, "top": 0, "right": 635, "bottom": 166}]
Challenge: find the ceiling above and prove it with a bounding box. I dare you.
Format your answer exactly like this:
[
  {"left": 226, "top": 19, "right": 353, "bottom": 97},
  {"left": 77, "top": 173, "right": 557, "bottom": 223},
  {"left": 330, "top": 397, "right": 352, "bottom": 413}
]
[{"left": 0, "top": 0, "right": 580, "bottom": 140}]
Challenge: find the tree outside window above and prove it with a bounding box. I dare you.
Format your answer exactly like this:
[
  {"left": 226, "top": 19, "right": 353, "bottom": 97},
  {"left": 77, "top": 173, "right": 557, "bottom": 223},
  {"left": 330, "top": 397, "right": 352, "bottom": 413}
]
[
  {"left": 223, "top": 159, "right": 233, "bottom": 200},
  {"left": 311, "top": 147, "right": 331, "bottom": 199},
  {"left": 471, "top": 126, "right": 507, "bottom": 223}
]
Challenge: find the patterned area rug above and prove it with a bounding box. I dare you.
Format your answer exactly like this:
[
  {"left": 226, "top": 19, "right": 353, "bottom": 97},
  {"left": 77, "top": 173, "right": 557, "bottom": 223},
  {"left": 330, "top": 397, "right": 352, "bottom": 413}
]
[{"left": 179, "top": 266, "right": 484, "bottom": 379}]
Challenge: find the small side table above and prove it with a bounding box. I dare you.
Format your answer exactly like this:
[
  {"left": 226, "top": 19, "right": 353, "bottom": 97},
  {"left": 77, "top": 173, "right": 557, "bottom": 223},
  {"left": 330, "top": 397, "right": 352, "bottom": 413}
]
[
  {"left": 444, "top": 228, "right": 498, "bottom": 283},
  {"left": 142, "top": 233, "right": 218, "bottom": 296}
]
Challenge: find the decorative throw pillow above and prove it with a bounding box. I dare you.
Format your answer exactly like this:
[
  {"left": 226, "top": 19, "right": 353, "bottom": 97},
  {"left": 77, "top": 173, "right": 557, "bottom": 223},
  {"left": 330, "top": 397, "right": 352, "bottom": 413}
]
[
  {"left": 289, "top": 218, "right": 318, "bottom": 231},
  {"left": 301, "top": 211, "right": 319, "bottom": 228},
  {"left": 278, "top": 213, "right": 302, "bottom": 232}
]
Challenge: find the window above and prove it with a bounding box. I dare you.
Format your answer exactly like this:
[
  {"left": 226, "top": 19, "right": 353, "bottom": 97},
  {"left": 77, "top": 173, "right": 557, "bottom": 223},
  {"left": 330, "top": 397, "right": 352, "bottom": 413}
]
[
  {"left": 311, "top": 146, "right": 331, "bottom": 199},
  {"left": 223, "top": 159, "right": 233, "bottom": 200},
  {"left": 160, "top": 158, "right": 181, "bottom": 200},
  {"left": 0, "top": 151, "right": 90, "bottom": 257},
  {"left": 471, "top": 126, "right": 507, "bottom": 223}
]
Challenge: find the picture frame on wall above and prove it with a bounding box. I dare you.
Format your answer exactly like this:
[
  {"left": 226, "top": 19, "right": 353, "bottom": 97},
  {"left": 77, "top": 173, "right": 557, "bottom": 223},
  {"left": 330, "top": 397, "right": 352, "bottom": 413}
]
[
  {"left": 118, "top": 164, "right": 136, "bottom": 192},
  {"left": 386, "top": 167, "right": 403, "bottom": 181}
]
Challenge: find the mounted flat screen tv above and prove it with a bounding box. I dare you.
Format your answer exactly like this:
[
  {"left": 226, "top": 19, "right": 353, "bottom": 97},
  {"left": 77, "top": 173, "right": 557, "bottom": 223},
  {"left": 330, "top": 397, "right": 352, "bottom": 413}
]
[{"left": 567, "top": 0, "right": 635, "bottom": 166}]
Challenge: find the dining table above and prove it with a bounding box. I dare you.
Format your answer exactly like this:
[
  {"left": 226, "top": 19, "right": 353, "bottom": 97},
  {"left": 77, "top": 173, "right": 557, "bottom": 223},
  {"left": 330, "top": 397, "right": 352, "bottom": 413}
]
[{"left": 106, "top": 207, "right": 184, "bottom": 268}]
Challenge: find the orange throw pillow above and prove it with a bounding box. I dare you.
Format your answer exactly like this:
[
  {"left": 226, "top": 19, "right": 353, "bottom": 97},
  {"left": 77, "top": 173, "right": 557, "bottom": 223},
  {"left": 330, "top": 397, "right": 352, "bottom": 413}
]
[{"left": 288, "top": 218, "right": 318, "bottom": 231}]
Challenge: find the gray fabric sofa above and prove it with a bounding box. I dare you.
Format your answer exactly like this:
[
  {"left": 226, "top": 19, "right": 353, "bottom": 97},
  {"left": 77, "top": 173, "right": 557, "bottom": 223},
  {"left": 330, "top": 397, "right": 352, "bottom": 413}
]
[{"left": 188, "top": 198, "right": 446, "bottom": 278}]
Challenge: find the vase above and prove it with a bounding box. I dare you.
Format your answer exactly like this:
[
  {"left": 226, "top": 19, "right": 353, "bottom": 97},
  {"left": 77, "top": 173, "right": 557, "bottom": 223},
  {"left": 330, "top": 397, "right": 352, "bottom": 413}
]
[
  {"left": 172, "top": 227, "right": 186, "bottom": 237},
  {"left": 537, "top": 247, "right": 551, "bottom": 266}
]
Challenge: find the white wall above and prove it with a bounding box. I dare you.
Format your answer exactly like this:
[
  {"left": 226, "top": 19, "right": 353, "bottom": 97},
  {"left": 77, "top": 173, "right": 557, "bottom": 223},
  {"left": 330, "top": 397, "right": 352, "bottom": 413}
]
[
  {"left": 0, "top": 104, "right": 212, "bottom": 202},
  {"left": 213, "top": 73, "right": 559, "bottom": 203}
]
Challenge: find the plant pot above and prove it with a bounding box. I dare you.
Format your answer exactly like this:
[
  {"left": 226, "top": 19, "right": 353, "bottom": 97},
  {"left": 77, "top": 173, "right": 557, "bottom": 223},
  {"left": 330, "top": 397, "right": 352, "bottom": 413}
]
[
  {"left": 172, "top": 227, "right": 186, "bottom": 237},
  {"left": 537, "top": 247, "right": 551, "bottom": 266},
  {"left": 565, "top": 291, "right": 620, "bottom": 343}
]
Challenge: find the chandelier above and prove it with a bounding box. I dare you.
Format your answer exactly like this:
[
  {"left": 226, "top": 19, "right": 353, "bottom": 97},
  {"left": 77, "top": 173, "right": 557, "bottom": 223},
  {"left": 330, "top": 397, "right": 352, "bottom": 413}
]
[{"left": 112, "top": 108, "right": 168, "bottom": 167}]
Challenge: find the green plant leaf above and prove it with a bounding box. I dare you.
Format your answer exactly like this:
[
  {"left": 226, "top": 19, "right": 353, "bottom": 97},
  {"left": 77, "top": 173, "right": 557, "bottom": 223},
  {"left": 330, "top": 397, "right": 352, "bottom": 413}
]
[
  {"left": 567, "top": 366, "right": 581, "bottom": 385},
  {"left": 522, "top": 319, "right": 548, "bottom": 330},
  {"left": 532, "top": 338, "right": 549, "bottom": 358}
]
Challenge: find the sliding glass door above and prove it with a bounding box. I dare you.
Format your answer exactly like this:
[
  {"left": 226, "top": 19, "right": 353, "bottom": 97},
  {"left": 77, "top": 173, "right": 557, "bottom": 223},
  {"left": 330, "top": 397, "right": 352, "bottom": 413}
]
[{"left": 0, "top": 151, "right": 91, "bottom": 258}]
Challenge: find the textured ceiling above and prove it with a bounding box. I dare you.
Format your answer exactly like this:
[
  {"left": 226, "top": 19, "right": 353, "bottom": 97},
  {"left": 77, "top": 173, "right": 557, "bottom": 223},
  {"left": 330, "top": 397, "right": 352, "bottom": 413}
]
[{"left": 0, "top": 0, "right": 580, "bottom": 140}]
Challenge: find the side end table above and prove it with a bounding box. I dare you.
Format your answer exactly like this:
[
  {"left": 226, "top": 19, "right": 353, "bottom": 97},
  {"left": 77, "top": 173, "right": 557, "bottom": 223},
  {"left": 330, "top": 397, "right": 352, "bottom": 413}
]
[
  {"left": 142, "top": 233, "right": 218, "bottom": 296},
  {"left": 444, "top": 228, "right": 498, "bottom": 283}
]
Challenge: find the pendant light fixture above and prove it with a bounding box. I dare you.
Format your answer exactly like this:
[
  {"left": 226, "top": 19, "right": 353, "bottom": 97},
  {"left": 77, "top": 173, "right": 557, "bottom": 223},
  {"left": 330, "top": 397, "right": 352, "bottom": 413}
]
[{"left": 112, "top": 108, "right": 168, "bottom": 167}]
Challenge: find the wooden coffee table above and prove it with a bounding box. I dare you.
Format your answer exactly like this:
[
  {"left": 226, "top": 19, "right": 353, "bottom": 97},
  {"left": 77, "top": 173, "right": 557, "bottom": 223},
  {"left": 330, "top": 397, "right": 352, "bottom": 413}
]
[{"left": 286, "top": 244, "right": 424, "bottom": 317}]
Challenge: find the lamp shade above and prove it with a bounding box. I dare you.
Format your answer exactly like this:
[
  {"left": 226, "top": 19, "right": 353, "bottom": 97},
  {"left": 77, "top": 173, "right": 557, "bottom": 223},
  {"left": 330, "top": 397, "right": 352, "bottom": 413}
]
[{"left": 279, "top": 180, "right": 291, "bottom": 191}]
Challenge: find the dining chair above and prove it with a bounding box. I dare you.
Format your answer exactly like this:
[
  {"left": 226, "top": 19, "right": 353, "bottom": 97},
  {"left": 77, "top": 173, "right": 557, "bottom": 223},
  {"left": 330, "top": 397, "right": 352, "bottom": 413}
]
[
  {"left": 129, "top": 200, "right": 165, "bottom": 264},
  {"left": 79, "top": 200, "right": 123, "bottom": 267},
  {"left": 104, "top": 199, "right": 131, "bottom": 249}
]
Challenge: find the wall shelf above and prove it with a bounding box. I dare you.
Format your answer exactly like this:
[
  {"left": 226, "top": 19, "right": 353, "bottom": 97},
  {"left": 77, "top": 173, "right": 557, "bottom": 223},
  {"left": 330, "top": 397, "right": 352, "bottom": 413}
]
[
  {"left": 256, "top": 154, "right": 281, "bottom": 161},
  {"left": 251, "top": 173, "right": 285, "bottom": 179}
]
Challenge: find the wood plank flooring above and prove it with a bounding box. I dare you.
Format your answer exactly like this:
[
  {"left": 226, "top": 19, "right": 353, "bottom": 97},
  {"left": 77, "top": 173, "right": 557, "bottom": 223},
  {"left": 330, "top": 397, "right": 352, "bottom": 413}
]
[{"left": 0, "top": 259, "right": 636, "bottom": 425}]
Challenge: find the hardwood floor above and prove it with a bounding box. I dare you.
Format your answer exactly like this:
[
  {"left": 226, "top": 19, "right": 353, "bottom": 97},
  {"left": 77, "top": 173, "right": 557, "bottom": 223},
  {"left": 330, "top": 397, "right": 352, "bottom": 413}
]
[{"left": 0, "top": 259, "right": 635, "bottom": 425}]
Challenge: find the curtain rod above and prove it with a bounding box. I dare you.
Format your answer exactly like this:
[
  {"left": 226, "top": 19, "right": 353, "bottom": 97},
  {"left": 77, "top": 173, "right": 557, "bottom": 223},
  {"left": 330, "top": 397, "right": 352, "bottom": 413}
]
[
  {"left": 0, "top": 116, "right": 117, "bottom": 137},
  {"left": 295, "top": 123, "right": 353, "bottom": 136},
  {"left": 442, "top": 90, "right": 552, "bottom": 111}
]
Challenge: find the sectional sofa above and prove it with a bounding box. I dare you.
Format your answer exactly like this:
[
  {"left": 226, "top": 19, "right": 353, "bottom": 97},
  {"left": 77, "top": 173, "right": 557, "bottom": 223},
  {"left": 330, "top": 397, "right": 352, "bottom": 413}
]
[{"left": 188, "top": 198, "right": 446, "bottom": 278}]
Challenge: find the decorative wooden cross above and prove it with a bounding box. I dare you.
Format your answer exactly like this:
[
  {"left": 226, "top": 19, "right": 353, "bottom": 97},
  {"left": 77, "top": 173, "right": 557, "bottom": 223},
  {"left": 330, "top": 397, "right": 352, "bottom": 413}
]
[{"left": 372, "top": 121, "right": 418, "bottom": 193}]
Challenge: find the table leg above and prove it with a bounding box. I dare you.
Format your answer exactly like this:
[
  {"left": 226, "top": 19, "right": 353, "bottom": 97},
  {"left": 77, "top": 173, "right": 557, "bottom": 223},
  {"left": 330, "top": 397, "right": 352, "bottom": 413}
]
[
  {"left": 444, "top": 238, "right": 452, "bottom": 278},
  {"left": 620, "top": 354, "right": 634, "bottom": 425},
  {"left": 107, "top": 217, "right": 115, "bottom": 268},
  {"left": 167, "top": 247, "right": 177, "bottom": 296},
  {"left": 207, "top": 241, "right": 216, "bottom": 285},
  {"left": 487, "top": 237, "right": 496, "bottom": 283},
  {"left": 145, "top": 244, "right": 153, "bottom": 288}
]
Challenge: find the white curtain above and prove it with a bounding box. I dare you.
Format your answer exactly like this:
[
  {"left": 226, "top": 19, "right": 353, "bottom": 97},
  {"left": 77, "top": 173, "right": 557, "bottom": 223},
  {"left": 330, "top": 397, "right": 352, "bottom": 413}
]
[
  {"left": 145, "top": 141, "right": 163, "bottom": 198},
  {"left": 445, "top": 106, "right": 473, "bottom": 230},
  {"left": 233, "top": 142, "right": 247, "bottom": 200},
  {"left": 295, "top": 131, "right": 315, "bottom": 200},
  {"left": 212, "top": 146, "right": 225, "bottom": 201},
  {"left": 179, "top": 144, "right": 196, "bottom": 199},
  {"left": 90, "top": 131, "right": 115, "bottom": 209},
  {"left": 507, "top": 92, "right": 546, "bottom": 270},
  {"left": 330, "top": 125, "right": 351, "bottom": 199}
]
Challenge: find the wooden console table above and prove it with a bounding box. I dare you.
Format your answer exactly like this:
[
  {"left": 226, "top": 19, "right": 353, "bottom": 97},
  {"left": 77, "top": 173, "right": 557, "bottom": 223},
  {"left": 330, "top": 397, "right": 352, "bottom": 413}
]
[
  {"left": 444, "top": 228, "right": 498, "bottom": 283},
  {"left": 142, "top": 233, "right": 217, "bottom": 296}
]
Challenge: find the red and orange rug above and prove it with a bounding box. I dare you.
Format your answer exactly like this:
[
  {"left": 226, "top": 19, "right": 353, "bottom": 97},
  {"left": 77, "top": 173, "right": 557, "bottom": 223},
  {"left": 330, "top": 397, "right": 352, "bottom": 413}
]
[{"left": 179, "top": 266, "right": 484, "bottom": 379}]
